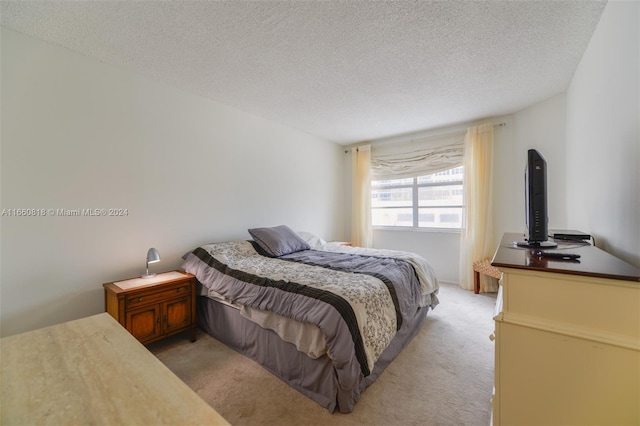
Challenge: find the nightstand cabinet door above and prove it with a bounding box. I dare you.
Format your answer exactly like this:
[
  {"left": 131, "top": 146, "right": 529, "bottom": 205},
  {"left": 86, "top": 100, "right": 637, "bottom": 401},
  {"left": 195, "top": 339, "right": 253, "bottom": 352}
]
[
  {"left": 164, "top": 295, "right": 191, "bottom": 335},
  {"left": 128, "top": 304, "right": 162, "bottom": 342}
]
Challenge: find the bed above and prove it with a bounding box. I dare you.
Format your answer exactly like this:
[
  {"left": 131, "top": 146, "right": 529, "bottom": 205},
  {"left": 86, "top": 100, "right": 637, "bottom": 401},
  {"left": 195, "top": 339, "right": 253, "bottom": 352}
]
[{"left": 181, "top": 225, "right": 439, "bottom": 413}]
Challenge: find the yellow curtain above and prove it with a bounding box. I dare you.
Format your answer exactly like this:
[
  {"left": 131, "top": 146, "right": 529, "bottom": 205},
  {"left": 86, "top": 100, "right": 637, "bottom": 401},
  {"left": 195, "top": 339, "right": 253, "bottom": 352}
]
[
  {"left": 351, "top": 145, "right": 372, "bottom": 248},
  {"left": 459, "top": 123, "right": 497, "bottom": 292}
]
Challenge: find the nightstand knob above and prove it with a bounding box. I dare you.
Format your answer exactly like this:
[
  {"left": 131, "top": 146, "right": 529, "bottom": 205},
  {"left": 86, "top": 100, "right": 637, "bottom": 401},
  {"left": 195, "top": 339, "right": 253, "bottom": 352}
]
[{"left": 137, "top": 297, "right": 143, "bottom": 302}]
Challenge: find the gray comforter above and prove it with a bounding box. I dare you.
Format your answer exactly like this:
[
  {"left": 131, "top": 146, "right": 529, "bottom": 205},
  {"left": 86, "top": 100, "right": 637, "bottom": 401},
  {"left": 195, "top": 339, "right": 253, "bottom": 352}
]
[{"left": 182, "top": 240, "right": 439, "bottom": 409}]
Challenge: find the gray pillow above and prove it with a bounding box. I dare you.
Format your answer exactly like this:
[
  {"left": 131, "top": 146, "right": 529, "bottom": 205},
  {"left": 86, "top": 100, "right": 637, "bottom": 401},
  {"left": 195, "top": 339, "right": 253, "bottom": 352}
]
[{"left": 248, "top": 225, "right": 310, "bottom": 257}]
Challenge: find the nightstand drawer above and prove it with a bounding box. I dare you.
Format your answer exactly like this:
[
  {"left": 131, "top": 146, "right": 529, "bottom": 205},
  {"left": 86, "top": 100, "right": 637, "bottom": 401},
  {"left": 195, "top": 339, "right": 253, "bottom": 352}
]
[{"left": 126, "top": 284, "right": 190, "bottom": 308}]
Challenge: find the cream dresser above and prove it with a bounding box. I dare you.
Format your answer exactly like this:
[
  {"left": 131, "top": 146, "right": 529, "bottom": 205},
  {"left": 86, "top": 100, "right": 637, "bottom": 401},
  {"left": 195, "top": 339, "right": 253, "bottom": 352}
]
[
  {"left": 491, "top": 233, "right": 640, "bottom": 425},
  {"left": 1, "top": 313, "right": 229, "bottom": 425}
]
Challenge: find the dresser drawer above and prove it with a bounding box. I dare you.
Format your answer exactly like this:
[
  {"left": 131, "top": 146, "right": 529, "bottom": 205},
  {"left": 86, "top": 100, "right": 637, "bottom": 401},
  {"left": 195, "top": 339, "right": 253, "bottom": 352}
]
[{"left": 126, "top": 284, "right": 191, "bottom": 308}]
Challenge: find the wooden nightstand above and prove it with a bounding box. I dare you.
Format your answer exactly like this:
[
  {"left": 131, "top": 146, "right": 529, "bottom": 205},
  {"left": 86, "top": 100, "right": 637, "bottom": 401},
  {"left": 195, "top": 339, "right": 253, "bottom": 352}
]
[{"left": 103, "top": 270, "right": 197, "bottom": 344}]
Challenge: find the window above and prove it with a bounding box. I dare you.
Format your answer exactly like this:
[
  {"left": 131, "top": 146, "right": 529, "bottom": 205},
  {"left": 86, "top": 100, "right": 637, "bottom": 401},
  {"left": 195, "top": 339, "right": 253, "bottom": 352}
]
[{"left": 371, "top": 166, "right": 464, "bottom": 229}]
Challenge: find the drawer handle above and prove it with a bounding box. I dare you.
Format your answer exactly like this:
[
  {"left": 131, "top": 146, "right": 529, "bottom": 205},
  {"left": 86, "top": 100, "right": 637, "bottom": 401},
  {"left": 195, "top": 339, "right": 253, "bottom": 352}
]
[
  {"left": 489, "top": 333, "right": 495, "bottom": 342},
  {"left": 137, "top": 297, "right": 143, "bottom": 302},
  {"left": 177, "top": 288, "right": 182, "bottom": 292}
]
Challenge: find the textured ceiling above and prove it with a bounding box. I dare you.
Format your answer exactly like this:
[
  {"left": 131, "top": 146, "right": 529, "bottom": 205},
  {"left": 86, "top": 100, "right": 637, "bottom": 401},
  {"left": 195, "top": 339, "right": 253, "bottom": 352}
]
[{"left": 1, "top": 1, "right": 606, "bottom": 144}]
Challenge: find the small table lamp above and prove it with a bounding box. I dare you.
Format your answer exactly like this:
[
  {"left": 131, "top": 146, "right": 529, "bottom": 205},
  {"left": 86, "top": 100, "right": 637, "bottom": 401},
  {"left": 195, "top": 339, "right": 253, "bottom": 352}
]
[{"left": 142, "top": 248, "right": 161, "bottom": 278}]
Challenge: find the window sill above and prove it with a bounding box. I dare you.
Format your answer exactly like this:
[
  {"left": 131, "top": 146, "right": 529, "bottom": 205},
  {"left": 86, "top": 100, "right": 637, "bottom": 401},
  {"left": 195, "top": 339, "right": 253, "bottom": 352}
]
[{"left": 373, "top": 226, "right": 461, "bottom": 234}]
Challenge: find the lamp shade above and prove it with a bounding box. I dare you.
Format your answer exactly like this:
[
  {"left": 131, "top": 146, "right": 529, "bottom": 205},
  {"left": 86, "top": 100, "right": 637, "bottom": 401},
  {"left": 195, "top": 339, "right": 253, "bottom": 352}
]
[
  {"left": 142, "top": 248, "right": 161, "bottom": 278},
  {"left": 146, "top": 247, "right": 161, "bottom": 264}
]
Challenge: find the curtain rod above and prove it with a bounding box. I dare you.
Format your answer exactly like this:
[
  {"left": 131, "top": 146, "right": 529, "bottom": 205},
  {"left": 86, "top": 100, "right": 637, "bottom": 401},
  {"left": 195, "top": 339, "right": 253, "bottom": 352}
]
[{"left": 345, "top": 122, "right": 506, "bottom": 153}]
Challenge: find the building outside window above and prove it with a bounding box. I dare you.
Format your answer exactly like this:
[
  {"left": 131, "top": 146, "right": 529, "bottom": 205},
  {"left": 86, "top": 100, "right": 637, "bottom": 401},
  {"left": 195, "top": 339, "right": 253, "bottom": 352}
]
[{"left": 371, "top": 166, "right": 464, "bottom": 229}]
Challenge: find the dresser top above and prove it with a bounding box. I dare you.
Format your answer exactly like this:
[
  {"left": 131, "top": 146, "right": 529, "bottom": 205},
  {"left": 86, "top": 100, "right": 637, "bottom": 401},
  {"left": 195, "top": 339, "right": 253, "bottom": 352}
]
[
  {"left": 0, "top": 313, "right": 229, "bottom": 425},
  {"left": 492, "top": 233, "right": 640, "bottom": 282}
]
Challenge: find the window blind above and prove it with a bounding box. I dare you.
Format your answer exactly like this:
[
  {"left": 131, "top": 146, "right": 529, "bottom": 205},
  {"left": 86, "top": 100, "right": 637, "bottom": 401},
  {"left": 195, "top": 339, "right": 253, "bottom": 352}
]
[{"left": 371, "top": 131, "right": 465, "bottom": 180}]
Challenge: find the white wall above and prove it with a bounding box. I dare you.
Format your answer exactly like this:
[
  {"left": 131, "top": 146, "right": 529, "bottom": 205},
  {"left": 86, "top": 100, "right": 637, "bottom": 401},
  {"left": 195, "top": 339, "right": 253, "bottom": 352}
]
[
  {"left": 496, "top": 93, "right": 569, "bottom": 241},
  {"left": 372, "top": 229, "right": 461, "bottom": 284},
  {"left": 566, "top": 0, "right": 640, "bottom": 267},
  {"left": 0, "top": 29, "right": 345, "bottom": 337}
]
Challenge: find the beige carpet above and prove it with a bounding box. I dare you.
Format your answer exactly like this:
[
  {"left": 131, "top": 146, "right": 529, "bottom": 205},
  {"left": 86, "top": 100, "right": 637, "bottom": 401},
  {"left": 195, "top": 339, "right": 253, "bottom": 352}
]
[{"left": 149, "top": 283, "right": 497, "bottom": 426}]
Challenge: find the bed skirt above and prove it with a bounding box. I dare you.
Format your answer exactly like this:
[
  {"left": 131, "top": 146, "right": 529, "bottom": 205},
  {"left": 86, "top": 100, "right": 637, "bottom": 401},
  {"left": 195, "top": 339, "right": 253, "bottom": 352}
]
[{"left": 197, "top": 295, "right": 430, "bottom": 413}]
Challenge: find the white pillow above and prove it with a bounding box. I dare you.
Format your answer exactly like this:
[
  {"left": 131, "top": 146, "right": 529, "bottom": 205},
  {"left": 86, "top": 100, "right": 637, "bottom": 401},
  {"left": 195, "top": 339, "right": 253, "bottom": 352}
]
[{"left": 296, "top": 231, "right": 327, "bottom": 249}]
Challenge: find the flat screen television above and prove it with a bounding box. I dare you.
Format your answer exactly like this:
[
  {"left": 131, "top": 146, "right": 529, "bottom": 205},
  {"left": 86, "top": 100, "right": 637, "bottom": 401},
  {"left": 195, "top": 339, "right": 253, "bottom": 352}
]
[{"left": 516, "top": 149, "right": 557, "bottom": 248}]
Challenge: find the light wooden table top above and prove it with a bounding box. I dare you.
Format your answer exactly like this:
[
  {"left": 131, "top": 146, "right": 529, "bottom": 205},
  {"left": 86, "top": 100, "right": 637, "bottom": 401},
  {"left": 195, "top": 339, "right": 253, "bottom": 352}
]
[{"left": 1, "top": 313, "right": 229, "bottom": 425}]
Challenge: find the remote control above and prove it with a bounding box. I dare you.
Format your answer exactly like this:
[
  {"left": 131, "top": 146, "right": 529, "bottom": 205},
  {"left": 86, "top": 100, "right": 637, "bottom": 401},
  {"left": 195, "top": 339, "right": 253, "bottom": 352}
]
[{"left": 535, "top": 251, "right": 581, "bottom": 260}]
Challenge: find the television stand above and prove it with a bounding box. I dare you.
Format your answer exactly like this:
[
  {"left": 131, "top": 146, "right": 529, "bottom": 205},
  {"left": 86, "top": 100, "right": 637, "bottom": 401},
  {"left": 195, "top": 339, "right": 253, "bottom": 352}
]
[
  {"left": 514, "top": 239, "right": 557, "bottom": 248},
  {"left": 490, "top": 233, "right": 640, "bottom": 425}
]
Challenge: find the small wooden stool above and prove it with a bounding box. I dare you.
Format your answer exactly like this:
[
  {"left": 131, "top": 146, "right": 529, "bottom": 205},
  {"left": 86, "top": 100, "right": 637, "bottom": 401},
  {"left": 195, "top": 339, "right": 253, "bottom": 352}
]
[{"left": 472, "top": 259, "right": 502, "bottom": 294}]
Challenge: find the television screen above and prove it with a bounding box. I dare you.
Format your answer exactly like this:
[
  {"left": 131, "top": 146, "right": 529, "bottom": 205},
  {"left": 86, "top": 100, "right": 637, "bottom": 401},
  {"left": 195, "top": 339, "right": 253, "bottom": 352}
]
[{"left": 516, "top": 149, "right": 557, "bottom": 248}]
